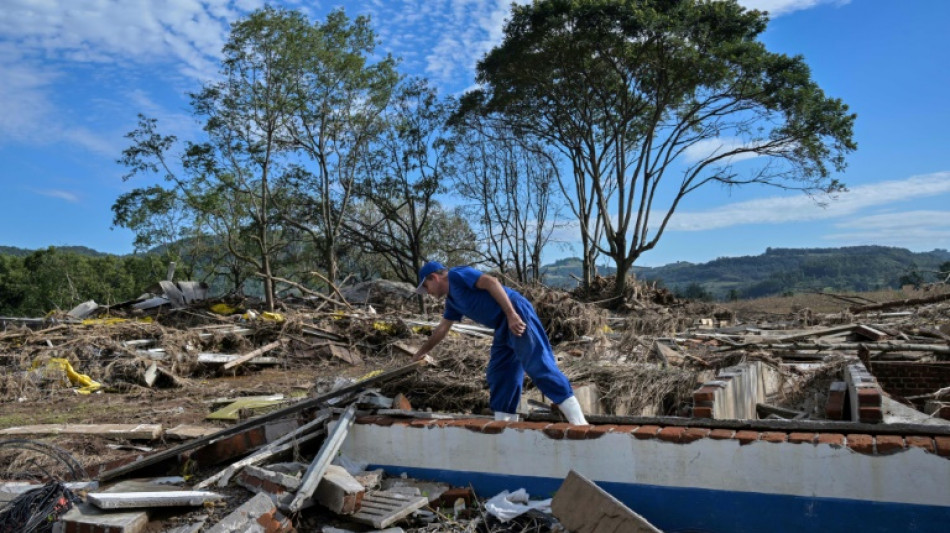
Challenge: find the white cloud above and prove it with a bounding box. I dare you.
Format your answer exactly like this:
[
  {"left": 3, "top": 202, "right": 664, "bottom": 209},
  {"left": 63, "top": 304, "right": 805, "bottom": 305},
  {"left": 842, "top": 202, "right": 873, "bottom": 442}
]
[
  {"left": 669, "top": 171, "right": 950, "bottom": 231},
  {"left": 823, "top": 210, "right": 950, "bottom": 249},
  {"left": 33, "top": 189, "right": 81, "bottom": 203},
  {"left": 681, "top": 137, "right": 768, "bottom": 165},
  {"left": 737, "top": 0, "right": 851, "bottom": 17}
]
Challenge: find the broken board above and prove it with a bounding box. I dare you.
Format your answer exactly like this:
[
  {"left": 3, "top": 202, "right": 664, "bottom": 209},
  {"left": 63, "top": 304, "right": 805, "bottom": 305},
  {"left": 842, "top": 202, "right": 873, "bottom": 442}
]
[{"left": 350, "top": 490, "right": 429, "bottom": 528}]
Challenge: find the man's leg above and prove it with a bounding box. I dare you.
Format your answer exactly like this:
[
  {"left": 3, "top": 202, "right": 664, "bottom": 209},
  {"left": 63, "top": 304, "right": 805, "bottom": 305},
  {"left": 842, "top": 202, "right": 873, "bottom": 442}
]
[
  {"left": 510, "top": 297, "right": 588, "bottom": 425},
  {"left": 487, "top": 334, "right": 524, "bottom": 418}
]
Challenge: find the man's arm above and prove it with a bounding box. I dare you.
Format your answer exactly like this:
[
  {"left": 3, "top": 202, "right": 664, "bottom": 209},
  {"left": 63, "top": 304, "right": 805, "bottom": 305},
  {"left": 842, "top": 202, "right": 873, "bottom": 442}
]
[
  {"left": 412, "top": 317, "right": 456, "bottom": 362},
  {"left": 475, "top": 274, "right": 526, "bottom": 336}
]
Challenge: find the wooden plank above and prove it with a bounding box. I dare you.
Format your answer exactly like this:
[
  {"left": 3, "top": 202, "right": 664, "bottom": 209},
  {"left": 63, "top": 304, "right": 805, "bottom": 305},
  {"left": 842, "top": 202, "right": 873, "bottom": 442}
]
[
  {"left": 853, "top": 325, "right": 888, "bottom": 341},
  {"left": 99, "top": 360, "right": 424, "bottom": 482},
  {"left": 222, "top": 340, "right": 283, "bottom": 371},
  {"left": 0, "top": 424, "right": 162, "bottom": 440},
  {"left": 350, "top": 490, "right": 429, "bottom": 529},
  {"left": 552, "top": 470, "right": 663, "bottom": 533},
  {"left": 287, "top": 404, "right": 358, "bottom": 512}
]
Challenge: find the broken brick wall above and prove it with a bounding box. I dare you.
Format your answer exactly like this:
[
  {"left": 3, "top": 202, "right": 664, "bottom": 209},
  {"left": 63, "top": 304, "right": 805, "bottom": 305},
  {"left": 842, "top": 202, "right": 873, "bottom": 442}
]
[{"left": 871, "top": 362, "right": 950, "bottom": 405}]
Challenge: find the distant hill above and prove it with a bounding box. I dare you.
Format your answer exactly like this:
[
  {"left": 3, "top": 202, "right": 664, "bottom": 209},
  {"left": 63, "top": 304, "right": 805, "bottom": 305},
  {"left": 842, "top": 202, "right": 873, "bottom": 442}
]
[
  {"left": 541, "top": 246, "right": 950, "bottom": 299},
  {"left": 0, "top": 245, "right": 109, "bottom": 257}
]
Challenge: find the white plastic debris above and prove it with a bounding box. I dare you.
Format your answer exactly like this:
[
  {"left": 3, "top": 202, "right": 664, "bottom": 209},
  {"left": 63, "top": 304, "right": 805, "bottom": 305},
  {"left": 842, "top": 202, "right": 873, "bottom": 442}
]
[{"left": 484, "top": 489, "right": 552, "bottom": 522}]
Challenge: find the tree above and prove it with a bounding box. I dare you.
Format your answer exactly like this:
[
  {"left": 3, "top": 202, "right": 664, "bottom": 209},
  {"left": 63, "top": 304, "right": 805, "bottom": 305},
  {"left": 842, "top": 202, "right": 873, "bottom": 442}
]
[
  {"left": 463, "top": 0, "right": 856, "bottom": 299},
  {"left": 345, "top": 79, "right": 459, "bottom": 285},
  {"left": 449, "top": 113, "right": 563, "bottom": 282},
  {"left": 119, "top": 8, "right": 315, "bottom": 310},
  {"left": 279, "top": 9, "right": 400, "bottom": 286}
]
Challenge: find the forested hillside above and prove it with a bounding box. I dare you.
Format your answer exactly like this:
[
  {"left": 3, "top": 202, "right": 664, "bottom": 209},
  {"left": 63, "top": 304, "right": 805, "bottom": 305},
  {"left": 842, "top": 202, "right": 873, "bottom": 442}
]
[{"left": 542, "top": 246, "right": 950, "bottom": 299}]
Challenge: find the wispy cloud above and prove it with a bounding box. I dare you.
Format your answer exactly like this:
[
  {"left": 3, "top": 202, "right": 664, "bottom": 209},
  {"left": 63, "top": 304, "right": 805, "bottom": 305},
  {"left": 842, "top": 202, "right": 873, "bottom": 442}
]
[
  {"left": 823, "top": 210, "right": 950, "bottom": 249},
  {"left": 737, "top": 0, "right": 851, "bottom": 17},
  {"left": 669, "top": 172, "right": 950, "bottom": 231},
  {"left": 33, "top": 189, "right": 81, "bottom": 203}
]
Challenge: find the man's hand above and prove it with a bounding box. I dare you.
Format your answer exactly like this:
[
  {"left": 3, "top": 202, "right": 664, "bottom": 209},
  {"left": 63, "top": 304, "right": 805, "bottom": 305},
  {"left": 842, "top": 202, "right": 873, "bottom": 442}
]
[{"left": 508, "top": 312, "right": 527, "bottom": 337}]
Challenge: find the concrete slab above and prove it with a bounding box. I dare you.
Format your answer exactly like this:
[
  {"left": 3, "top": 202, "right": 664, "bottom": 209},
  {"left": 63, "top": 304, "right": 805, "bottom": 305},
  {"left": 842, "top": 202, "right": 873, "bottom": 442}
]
[
  {"left": 552, "top": 470, "right": 662, "bottom": 533},
  {"left": 52, "top": 502, "right": 148, "bottom": 533},
  {"left": 87, "top": 490, "right": 224, "bottom": 509}
]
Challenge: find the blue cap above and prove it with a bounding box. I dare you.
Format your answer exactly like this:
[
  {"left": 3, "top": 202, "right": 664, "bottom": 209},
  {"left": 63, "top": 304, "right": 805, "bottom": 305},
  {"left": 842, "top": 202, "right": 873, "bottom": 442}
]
[{"left": 415, "top": 261, "right": 446, "bottom": 294}]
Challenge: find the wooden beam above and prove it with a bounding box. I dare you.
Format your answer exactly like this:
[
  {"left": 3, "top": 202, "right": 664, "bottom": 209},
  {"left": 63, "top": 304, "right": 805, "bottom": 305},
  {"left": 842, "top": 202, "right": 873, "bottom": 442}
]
[{"left": 222, "top": 340, "right": 283, "bottom": 371}]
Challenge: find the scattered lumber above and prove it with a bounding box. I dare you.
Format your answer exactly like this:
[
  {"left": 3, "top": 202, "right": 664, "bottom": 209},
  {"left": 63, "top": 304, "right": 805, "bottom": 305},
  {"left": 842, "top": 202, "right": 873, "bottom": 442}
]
[{"left": 222, "top": 340, "right": 283, "bottom": 370}]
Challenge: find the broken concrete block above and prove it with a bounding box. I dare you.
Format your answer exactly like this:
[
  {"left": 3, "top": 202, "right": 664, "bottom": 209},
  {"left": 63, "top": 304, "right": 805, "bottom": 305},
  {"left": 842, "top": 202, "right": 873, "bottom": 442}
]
[
  {"left": 552, "top": 470, "right": 662, "bottom": 533},
  {"left": 315, "top": 464, "right": 366, "bottom": 515},
  {"left": 350, "top": 490, "right": 428, "bottom": 529},
  {"left": 205, "top": 492, "right": 294, "bottom": 533},
  {"left": 354, "top": 469, "right": 385, "bottom": 490},
  {"left": 53, "top": 503, "right": 148, "bottom": 533},
  {"left": 86, "top": 490, "right": 223, "bottom": 509},
  {"left": 237, "top": 464, "right": 304, "bottom": 510}
]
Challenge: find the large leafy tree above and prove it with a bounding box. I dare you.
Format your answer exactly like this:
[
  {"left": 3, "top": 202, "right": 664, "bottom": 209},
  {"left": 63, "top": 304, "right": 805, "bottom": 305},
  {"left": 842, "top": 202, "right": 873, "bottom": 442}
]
[
  {"left": 346, "top": 79, "right": 460, "bottom": 285},
  {"left": 119, "top": 8, "right": 320, "bottom": 310},
  {"left": 462, "top": 0, "right": 856, "bottom": 298},
  {"left": 279, "top": 10, "right": 400, "bottom": 286}
]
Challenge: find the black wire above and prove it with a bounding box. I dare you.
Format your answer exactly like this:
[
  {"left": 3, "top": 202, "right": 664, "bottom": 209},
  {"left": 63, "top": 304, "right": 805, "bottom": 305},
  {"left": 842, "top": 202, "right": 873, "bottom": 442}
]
[
  {"left": 0, "top": 481, "right": 80, "bottom": 533},
  {"left": 0, "top": 439, "right": 86, "bottom": 481}
]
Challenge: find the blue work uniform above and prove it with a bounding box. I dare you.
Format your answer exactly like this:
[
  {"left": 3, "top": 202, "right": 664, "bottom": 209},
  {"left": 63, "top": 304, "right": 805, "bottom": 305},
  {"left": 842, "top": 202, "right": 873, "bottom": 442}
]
[{"left": 442, "top": 266, "right": 574, "bottom": 414}]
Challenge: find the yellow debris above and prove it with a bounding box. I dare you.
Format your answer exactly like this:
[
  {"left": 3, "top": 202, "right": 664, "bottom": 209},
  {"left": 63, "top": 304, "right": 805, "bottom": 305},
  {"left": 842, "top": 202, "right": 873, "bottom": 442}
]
[
  {"left": 261, "top": 312, "right": 285, "bottom": 322},
  {"left": 357, "top": 369, "right": 384, "bottom": 381},
  {"left": 31, "top": 358, "right": 101, "bottom": 394},
  {"left": 209, "top": 303, "right": 239, "bottom": 315},
  {"left": 373, "top": 321, "right": 396, "bottom": 334}
]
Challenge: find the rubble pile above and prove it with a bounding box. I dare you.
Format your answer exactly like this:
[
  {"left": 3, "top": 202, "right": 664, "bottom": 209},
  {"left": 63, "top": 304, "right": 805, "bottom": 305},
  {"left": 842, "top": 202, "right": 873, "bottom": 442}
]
[{"left": 1, "top": 278, "right": 949, "bottom": 531}]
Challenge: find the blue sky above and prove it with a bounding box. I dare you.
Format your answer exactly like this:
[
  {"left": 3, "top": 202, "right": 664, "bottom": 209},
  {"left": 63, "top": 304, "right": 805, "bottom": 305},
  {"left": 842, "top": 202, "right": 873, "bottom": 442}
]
[{"left": 1, "top": 0, "right": 948, "bottom": 267}]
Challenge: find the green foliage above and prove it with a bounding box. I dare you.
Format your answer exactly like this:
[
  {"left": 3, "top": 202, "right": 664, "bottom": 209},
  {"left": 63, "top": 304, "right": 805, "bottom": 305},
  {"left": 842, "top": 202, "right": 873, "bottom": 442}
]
[
  {"left": 0, "top": 248, "right": 164, "bottom": 316},
  {"left": 464, "top": 0, "right": 857, "bottom": 297}
]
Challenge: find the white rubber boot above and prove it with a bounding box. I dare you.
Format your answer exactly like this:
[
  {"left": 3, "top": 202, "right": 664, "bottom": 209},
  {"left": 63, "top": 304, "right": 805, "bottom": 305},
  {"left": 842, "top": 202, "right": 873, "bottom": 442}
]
[
  {"left": 494, "top": 412, "right": 519, "bottom": 422},
  {"left": 557, "top": 396, "right": 588, "bottom": 425}
]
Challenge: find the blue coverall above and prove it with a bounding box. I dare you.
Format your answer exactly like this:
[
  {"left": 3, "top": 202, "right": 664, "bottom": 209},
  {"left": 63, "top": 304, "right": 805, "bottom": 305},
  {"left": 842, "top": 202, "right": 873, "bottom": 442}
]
[{"left": 443, "top": 266, "right": 574, "bottom": 414}]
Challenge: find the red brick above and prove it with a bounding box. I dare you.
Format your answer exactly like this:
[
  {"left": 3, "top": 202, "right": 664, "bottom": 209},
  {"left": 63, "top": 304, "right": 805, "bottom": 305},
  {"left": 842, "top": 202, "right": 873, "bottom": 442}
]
[
  {"left": 874, "top": 435, "right": 905, "bottom": 455},
  {"left": 692, "top": 407, "right": 713, "bottom": 418},
  {"left": 436, "top": 487, "right": 475, "bottom": 508},
  {"left": 462, "top": 419, "right": 491, "bottom": 432},
  {"left": 633, "top": 425, "right": 661, "bottom": 440},
  {"left": 856, "top": 388, "right": 881, "bottom": 407},
  {"left": 935, "top": 436, "right": 950, "bottom": 457},
  {"left": 410, "top": 419, "right": 439, "bottom": 428},
  {"left": 858, "top": 407, "right": 883, "bottom": 423},
  {"left": 682, "top": 428, "right": 710, "bottom": 443},
  {"left": 817, "top": 433, "right": 845, "bottom": 447},
  {"left": 608, "top": 425, "right": 639, "bottom": 435},
  {"left": 566, "top": 425, "right": 592, "bottom": 439},
  {"left": 788, "top": 432, "right": 816, "bottom": 444},
  {"left": 708, "top": 429, "right": 734, "bottom": 440},
  {"left": 905, "top": 436, "right": 935, "bottom": 453},
  {"left": 586, "top": 425, "right": 617, "bottom": 438},
  {"left": 191, "top": 426, "right": 267, "bottom": 467},
  {"left": 657, "top": 427, "right": 686, "bottom": 443},
  {"left": 390, "top": 419, "right": 412, "bottom": 427},
  {"left": 482, "top": 421, "right": 508, "bottom": 434},
  {"left": 847, "top": 434, "right": 874, "bottom": 455},
  {"left": 734, "top": 430, "right": 760, "bottom": 445},
  {"left": 760, "top": 432, "right": 787, "bottom": 443},
  {"left": 444, "top": 419, "right": 474, "bottom": 428},
  {"left": 543, "top": 423, "right": 572, "bottom": 440},
  {"left": 693, "top": 386, "right": 719, "bottom": 404},
  {"left": 507, "top": 421, "right": 551, "bottom": 431},
  {"left": 355, "top": 415, "right": 380, "bottom": 424},
  {"left": 370, "top": 416, "right": 396, "bottom": 426}
]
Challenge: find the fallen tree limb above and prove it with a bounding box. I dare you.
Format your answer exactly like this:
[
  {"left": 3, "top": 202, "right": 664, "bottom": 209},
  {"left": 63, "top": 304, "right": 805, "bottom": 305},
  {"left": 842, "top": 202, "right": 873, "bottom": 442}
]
[
  {"left": 850, "top": 292, "right": 950, "bottom": 313},
  {"left": 259, "top": 273, "right": 351, "bottom": 309}
]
